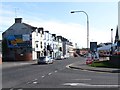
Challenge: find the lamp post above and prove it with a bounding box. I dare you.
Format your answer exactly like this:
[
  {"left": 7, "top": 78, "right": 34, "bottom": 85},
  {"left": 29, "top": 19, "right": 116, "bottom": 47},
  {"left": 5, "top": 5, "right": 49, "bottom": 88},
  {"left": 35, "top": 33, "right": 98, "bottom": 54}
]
[
  {"left": 111, "top": 29, "right": 113, "bottom": 55},
  {"left": 111, "top": 29, "right": 113, "bottom": 44},
  {"left": 71, "top": 11, "right": 89, "bottom": 50}
]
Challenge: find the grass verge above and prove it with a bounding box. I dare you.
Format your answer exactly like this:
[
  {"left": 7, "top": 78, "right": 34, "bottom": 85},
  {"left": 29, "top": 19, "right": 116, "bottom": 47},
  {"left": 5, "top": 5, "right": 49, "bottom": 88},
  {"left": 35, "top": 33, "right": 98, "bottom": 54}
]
[{"left": 89, "top": 60, "right": 120, "bottom": 69}]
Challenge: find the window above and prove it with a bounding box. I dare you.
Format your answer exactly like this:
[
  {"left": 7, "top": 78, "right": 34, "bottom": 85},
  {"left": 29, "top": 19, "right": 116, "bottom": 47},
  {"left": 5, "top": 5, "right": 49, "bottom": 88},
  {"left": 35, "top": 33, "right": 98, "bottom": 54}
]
[
  {"left": 41, "top": 34, "right": 42, "bottom": 37},
  {"left": 41, "top": 42, "right": 42, "bottom": 45},
  {"left": 41, "top": 42, "right": 42, "bottom": 48},
  {"left": 38, "top": 30, "right": 40, "bottom": 33},
  {"left": 36, "top": 30, "right": 38, "bottom": 36},
  {"left": 59, "top": 47, "right": 62, "bottom": 51},
  {"left": 36, "top": 44, "right": 38, "bottom": 48}
]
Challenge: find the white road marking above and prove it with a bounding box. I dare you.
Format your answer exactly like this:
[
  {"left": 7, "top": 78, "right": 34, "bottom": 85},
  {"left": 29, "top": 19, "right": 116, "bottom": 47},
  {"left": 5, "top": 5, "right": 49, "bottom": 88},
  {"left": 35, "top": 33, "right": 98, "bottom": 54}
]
[
  {"left": 42, "top": 76, "right": 45, "bottom": 78},
  {"left": 73, "top": 79, "right": 91, "bottom": 81},
  {"left": 34, "top": 79, "right": 38, "bottom": 80},
  {"left": 33, "top": 81, "right": 38, "bottom": 84},
  {"left": 55, "top": 70, "right": 57, "bottom": 72},
  {"left": 66, "top": 64, "right": 73, "bottom": 68},
  {"left": 17, "top": 89, "right": 23, "bottom": 90},
  {"left": 63, "top": 83, "right": 89, "bottom": 86},
  {"left": 63, "top": 83, "right": 119, "bottom": 88},
  {"left": 48, "top": 73, "right": 52, "bottom": 75},
  {"left": 26, "top": 82, "right": 31, "bottom": 84}
]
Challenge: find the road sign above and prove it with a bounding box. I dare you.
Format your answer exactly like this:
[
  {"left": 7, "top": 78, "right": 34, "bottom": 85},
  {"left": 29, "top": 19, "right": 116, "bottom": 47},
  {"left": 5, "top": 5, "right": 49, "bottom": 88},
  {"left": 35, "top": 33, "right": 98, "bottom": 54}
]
[{"left": 90, "top": 42, "right": 97, "bottom": 52}]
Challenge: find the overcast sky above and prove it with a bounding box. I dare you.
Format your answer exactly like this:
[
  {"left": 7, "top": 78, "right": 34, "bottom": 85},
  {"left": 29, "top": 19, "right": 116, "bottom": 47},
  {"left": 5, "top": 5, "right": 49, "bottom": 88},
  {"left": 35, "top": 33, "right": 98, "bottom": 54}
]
[{"left": 0, "top": 1, "right": 118, "bottom": 48}]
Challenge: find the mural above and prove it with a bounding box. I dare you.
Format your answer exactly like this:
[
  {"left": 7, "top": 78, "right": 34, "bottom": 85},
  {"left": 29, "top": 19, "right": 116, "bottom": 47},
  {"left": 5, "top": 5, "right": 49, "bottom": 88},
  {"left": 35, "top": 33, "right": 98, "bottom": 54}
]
[{"left": 7, "top": 34, "right": 32, "bottom": 48}]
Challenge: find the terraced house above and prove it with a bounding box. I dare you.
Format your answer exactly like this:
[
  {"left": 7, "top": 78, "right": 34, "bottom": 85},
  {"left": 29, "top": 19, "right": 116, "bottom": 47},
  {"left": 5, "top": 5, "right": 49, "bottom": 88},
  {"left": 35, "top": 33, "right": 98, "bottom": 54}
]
[{"left": 2, "top": 18, "right": 74, "bottom": 61}]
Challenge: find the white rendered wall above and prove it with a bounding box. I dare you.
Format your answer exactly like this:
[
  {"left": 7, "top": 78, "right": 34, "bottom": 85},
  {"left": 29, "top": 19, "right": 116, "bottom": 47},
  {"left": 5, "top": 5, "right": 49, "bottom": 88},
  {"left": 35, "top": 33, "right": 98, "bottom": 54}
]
[{"left": 118, "top": 1, "right": 120, "bottom": 40}]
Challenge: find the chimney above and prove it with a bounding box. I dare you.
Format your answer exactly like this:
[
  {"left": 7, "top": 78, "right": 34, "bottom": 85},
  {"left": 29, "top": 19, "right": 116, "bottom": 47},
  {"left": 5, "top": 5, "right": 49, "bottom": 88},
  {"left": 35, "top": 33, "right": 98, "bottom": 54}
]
[
  {"left": 38, "top": 27, "right": 44, "bottom": 34},
  {"left": 52, "top": 34, "right": 56, "bottom": 37},
  {"left": 15, "top": 18, "right": 22, "bottom": 23}
]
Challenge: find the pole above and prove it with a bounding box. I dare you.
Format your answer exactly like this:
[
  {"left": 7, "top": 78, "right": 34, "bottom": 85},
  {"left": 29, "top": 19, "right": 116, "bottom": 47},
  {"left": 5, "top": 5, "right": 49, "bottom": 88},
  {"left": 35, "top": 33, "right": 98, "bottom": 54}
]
[
  {"left": 71, "top": 11, "right": 89, "bottom": 50},
  {"left": 111, "top": 29, "right": 113, "bottom": 44},
  {"left": 111, "top": 29, "right": 113, "bottom": 55}
]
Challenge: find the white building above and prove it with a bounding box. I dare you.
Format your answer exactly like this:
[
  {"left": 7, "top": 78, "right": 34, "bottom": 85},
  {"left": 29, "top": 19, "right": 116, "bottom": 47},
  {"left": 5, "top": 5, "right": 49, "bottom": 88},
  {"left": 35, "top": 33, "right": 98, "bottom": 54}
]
[
  {"left": 32, "top": 27, "right": 44, "bottom": 60},
  {"left": 2, "top": 18, "right": 74, "bottom": 61},
  {"left": 2, "top": 18, "right": 44, "bottom": 61}
]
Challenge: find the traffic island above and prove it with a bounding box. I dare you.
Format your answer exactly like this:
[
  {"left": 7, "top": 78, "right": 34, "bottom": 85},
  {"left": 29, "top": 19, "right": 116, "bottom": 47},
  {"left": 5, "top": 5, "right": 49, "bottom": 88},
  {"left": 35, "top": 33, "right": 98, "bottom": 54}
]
[{"left": 89, "top": 59, "right": 120, "bottom": 69}]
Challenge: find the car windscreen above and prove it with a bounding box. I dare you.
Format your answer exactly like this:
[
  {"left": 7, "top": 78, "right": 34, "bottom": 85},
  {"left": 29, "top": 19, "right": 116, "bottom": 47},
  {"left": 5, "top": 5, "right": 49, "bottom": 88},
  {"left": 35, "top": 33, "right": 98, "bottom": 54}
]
[{"left": 39, "top": 57, "right": 45, "bottom": 60}]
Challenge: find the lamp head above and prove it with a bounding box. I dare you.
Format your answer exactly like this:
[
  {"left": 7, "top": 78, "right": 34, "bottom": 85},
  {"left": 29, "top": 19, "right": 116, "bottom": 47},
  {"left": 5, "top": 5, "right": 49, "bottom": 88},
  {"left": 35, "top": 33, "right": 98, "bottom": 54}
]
[{"left": 71, "top": 11, "right": 75, "bottom": 13}]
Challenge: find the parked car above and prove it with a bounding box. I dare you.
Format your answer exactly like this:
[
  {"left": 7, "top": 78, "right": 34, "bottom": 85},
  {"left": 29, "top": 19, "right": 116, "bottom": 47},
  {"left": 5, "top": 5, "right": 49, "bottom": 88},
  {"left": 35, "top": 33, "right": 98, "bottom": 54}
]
[
  {"left": 56, "top": 55, "right": 64, "bottom": 60},
  {"left": 64, "top": 54, "right": 69, "bottom": 59},
  {"left": 37, "top": 56, "right": 53, "bottom": 64}
]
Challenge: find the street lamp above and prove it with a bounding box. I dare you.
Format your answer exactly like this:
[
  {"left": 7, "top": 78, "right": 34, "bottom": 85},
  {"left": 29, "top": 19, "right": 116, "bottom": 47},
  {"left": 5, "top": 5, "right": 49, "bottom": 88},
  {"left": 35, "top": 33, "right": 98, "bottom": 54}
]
[
  {"left": 111, "top": 29, "right": 113, "bottom": 44},
  {"left": 71, "top": 11, "right": 89, "bottom": 50},
  {"left": 111, "top": 29, "right": 113, "bottom": 55}
]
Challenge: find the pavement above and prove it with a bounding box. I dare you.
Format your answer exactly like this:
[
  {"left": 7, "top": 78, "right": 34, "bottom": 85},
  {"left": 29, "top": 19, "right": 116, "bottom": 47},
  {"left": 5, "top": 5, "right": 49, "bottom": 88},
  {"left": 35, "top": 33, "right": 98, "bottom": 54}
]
[
  {"left": 2, "top": 60, "right": 37, "bottom": 69},
  {"left": 69, "top": 58, "right": 120, "bottom": 73},
  {"left": 2, "top": 57, "right": 120, "bottom": 73}
]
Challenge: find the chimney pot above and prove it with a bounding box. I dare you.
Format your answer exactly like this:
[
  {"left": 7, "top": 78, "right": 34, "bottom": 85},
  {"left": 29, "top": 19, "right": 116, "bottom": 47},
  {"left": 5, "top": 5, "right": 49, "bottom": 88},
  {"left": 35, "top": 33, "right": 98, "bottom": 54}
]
[{"left": 15, "top": 18, "right": 22, "bottom": 23}]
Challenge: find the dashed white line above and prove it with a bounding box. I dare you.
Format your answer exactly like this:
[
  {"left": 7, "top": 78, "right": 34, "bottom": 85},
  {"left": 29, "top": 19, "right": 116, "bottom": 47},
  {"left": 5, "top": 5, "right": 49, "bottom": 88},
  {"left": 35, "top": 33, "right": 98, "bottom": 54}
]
[
  {"left": 63, "top": 83, "right": 120, "bottom": 88},
  {"left": 10, "top": 88, "right": 14, "bottom": 90},
  {"left": 48, "top": 73, "right": 52, "bottom": 75},
  {"left": 16, "top": 89, "right": 23, "bottom": 90},
  {"left": 63, "top": 83, "right": 89, "bottom": 86},
  {"left": 73, "top": 79, "right": 91, "bottom": 81},
  {"left": 33, "top": 81, "right": 38, "bottom": 84},
  {"left": 55, "top": 70, "right": 58, "bottom": 73},
  {"left": 41, "top": 76, "right": 45, "bottom": 78}
]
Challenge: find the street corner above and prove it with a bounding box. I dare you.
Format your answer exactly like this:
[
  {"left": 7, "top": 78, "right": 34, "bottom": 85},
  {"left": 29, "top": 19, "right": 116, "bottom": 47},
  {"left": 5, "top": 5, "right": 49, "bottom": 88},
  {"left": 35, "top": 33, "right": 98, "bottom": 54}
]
[
  {"left": 68, "top": 62, "right": 86, "bottom": 70},
  {"left": 68, "top": 61, "right": 120, "bottom": 73}
]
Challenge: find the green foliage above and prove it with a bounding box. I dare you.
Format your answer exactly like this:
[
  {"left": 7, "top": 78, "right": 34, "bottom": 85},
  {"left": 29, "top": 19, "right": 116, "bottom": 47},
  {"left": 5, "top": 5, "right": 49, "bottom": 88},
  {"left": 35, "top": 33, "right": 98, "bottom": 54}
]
[{"left": 90, "top": 60, "right": 120, "bottom": 68}]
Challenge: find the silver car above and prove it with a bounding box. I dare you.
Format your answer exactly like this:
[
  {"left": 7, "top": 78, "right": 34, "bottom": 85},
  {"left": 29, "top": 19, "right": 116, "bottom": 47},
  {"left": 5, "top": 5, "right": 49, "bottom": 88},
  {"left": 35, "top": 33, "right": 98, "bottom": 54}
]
[
  {"left": 56, "top": 55, "right": 64, "bottom": 60},
  {"left": 37, "top": 56, "right": 53, "bottom": 64}
]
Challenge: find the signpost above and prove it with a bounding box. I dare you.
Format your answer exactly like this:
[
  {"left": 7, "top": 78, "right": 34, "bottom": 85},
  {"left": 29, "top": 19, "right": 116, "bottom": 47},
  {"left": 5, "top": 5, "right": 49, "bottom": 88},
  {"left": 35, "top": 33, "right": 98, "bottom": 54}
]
[{"left": 90, "top": 42, "right": 97, "bottom": 52}]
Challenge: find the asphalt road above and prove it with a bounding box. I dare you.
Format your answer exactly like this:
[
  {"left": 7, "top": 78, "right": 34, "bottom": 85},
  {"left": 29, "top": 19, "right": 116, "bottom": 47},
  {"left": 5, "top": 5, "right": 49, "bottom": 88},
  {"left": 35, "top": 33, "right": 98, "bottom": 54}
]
[{"left": 2, "top": 57, "right": 119, "bottom": 89}]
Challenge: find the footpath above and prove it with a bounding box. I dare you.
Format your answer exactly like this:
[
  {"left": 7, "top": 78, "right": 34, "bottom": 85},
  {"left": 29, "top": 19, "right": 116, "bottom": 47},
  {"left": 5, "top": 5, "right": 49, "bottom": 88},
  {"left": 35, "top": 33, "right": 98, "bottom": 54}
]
[
  {"left": 2, "top": 60, "right": 37, "bottom": 69},
  {"left": 69, "top": 57, "right": 120, "bottom": 73}
]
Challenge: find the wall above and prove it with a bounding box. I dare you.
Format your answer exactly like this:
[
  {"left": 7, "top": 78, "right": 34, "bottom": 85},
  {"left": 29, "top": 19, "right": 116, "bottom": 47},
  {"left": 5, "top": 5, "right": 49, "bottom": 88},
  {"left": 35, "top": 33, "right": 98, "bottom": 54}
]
[
  {"left": 117, "top": 2, "right": 120, "bottom": 58},
  {"left": 2, "top": 23, "right": 33, "bottom": 61}
]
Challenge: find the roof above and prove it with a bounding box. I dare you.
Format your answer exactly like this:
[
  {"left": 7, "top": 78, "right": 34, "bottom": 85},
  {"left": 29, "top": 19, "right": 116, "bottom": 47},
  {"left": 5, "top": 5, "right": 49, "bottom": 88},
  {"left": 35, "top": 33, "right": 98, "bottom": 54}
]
[
  {"left": 23, "top": 23, "right": 37, "bottom": 30},
  {"left": 97, "top": 43, "right": 117, "bottom": 51}
]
